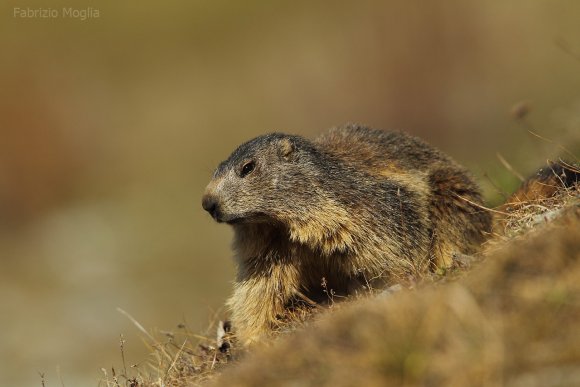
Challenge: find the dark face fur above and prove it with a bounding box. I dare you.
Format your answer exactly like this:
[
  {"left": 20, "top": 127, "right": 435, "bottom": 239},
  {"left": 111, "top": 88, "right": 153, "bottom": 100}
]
[{"left": 202, "top": 133, "right": 314, "bottom": 225}]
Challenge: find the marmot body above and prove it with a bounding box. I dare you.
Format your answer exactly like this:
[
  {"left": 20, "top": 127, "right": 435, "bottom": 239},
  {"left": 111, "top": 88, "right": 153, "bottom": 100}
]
[{"left": 202, "top": 124, "right": 492, "bottom": 345}]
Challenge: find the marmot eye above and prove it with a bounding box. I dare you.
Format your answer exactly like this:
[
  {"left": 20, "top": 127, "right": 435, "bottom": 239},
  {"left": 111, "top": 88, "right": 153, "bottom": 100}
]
[{"left": 240, "top": 161, "right": 255, "bottom": 177}]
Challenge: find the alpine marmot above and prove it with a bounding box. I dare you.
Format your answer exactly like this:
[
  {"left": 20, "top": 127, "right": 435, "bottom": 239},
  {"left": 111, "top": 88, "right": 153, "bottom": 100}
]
[{"left": 202, "top": 124, "right": 492, "bottom": 345}]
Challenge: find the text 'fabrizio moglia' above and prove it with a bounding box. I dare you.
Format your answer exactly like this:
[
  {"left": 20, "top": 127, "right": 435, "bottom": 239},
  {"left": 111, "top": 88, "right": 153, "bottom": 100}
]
[{"left": 13, "top": 7, "right": 100, "bottom": 20}]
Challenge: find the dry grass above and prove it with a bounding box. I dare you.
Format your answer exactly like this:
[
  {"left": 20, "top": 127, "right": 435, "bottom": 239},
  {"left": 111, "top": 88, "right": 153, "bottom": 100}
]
[
  {"left": 492, "top": 161, "right": 580, "bottom": 239},
  {"left": 105, "top": 173, "right": 579, "bottom": 387},
  {"left": 97, "top": 315, "right": 234, "bottom": 387}
]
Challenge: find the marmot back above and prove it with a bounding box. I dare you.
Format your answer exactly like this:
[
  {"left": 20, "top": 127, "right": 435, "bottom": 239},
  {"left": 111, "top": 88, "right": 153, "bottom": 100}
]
[{"left": 202, "top": 124, "right": 492, "bottom": 345}]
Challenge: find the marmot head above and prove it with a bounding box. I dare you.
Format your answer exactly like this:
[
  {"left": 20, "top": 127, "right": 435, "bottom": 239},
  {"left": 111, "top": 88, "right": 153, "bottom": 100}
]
[{"left": 202, "top": 133, "right": 321, "bottom": 225}]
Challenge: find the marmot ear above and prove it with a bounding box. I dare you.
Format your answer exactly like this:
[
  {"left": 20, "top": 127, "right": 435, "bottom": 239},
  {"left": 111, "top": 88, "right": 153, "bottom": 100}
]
[{"left": 278, "top": 138, "right": 295, "bottom": 160}]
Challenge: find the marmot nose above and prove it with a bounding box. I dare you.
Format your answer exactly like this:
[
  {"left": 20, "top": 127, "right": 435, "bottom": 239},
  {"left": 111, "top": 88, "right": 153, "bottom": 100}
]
[{"left": 202, "top": 195, "right": 218, "bottom": 217}]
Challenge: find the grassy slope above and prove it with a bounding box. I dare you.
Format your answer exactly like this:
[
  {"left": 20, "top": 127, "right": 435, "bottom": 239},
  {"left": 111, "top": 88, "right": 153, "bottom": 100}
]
[
  {"left": 111, "top": 183, "right": 579, "bottom": 387},
  {"left": 210, "top": 204, "right": 580, "bottom": 387}
]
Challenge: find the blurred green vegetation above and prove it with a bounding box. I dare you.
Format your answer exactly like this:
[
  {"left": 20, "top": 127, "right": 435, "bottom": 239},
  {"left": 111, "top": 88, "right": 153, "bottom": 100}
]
[{"left": 0, "top": 1, "right": 578, "bottom": 385}]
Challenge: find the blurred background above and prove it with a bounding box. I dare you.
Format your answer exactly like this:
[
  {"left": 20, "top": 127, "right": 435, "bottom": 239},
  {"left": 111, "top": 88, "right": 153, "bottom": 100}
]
[{"left": 0, "top": 0, "right": 579, "bottom": 385}]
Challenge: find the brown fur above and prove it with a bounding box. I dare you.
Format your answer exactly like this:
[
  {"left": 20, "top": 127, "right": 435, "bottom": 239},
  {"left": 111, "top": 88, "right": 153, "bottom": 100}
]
[
  {"left": 202, "top": 124, "right": 492, "bottom": 345},
  {"left": 493, "top": 161, "right": 579, "bottom": 236},
  {"left": 503, "top": 162, "right": 579, "bottom": 207}
]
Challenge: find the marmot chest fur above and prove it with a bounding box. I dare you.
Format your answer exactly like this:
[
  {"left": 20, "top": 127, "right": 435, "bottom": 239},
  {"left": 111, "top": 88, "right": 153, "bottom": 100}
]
[{"left": 202, "top": 124, "right": 491, "bottom": 345}]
